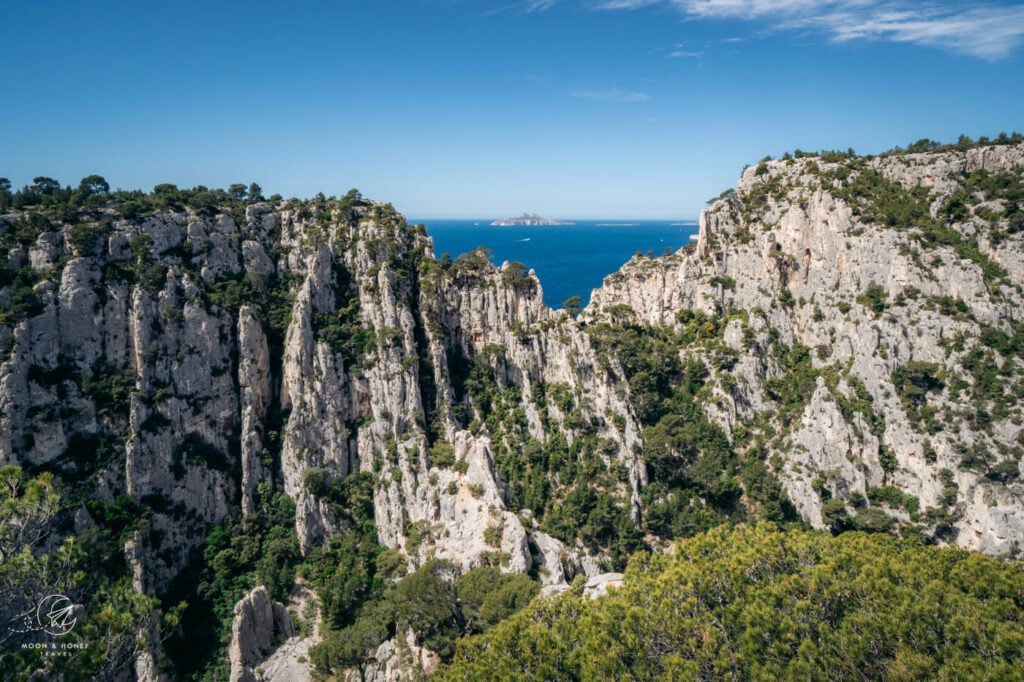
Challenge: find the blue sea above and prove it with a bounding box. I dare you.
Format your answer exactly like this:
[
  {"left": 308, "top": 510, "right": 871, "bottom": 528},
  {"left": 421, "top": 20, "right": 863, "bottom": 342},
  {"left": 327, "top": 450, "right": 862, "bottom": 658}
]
[{"left": 414, "top": 219, "right": 700, "bottom": 309}]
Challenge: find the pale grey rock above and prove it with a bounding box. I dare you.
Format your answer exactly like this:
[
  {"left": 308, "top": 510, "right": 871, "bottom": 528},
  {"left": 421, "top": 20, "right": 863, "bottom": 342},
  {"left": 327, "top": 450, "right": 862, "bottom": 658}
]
[
  {"left": 242, "top": 240, "right": 275, "bottom": 280},
  {"left": 256, "top": 637, "right": 314, "bottom": 682},
  {"left": 186, "top": 219, "right": 208, "bottom": 255},
  {"left": 108, "top": 229, "right": 133, "bottom": 260},
  {"left": 584, "top": 572, "right": 624, "bottom": 600},
  {"left": 540, "top": 583, "right": 572, "bottom": 599},
  {"left": 575, "top": 553, "right": 604, "bottom": 578},
  {"left": 7, "top": 246, "right": 25, "bottom": 269},
  {"left": 119, "top": 278, "right": 240, "bottom": 590},
  {"left": 125, "top": 531, "right": 148, "bottom": 594},
  {"left": 140, "top": 214, "right": 184, "bottom": 256},
  {"left": 57, "top": 258, "right": 103, "bottom": 366},
  {"left": 531, "top": 530, "right": 569, "bottom": 585},
  {"left": 229, "top": 586, "right": 296, "bottom": 682},
  {"left": 238, "top": 306, "right": 270, "bottom": 516},
  {"left": 215, "top": 213, "right": 239, "bottom": 234},
  {"left": 201, "top": 230, "right": 242, "bottom": 281},
  {"left": 245, "top": 203, "right": 278, "bottom": 242},
  {"left": 29, "top": 231, "right": 63, "bottom": 271},
  {"left": 134, "top": 651, "right": 168, "bottom": 682},
  {"left": 248, "top": 580, "right": 319, "bottom": 682},
  {"left": 279, "top": 244, "right": 355, "bottom": 551},
  {"left": 360, "top": 628, "right": 441, "bottom": 682}
]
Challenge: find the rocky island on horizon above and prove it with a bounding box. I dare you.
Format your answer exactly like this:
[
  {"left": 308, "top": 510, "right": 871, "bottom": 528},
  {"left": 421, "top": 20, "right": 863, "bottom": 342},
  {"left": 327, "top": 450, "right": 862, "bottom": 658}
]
[{"left": 490, "top": 212, "right": 574, "bottom": 226}]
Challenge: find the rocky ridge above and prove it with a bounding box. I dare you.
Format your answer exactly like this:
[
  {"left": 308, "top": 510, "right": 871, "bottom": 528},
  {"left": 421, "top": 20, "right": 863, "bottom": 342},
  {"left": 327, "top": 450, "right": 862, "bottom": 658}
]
[
  {"left": 2, "top": 141, "right": 1023, "bottom": 679},
  {"left": 589, "top": 142, "right": 1024, "bottom": 553}
]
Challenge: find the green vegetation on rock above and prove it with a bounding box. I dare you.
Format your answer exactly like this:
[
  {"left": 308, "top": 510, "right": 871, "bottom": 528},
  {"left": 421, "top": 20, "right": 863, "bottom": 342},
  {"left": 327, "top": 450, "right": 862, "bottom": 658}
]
[{"left": 0, "top": 467, "right": 183, "bottom": 681}]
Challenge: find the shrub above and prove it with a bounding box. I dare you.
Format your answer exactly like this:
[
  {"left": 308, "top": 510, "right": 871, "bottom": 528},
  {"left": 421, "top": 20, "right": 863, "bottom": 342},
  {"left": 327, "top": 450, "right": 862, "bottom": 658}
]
[
  {"left": 501, "top": 261, "right": 536, "bottom": 295},
  {"left": 430, "top": 441, "right": 456, "bottom": 468},
  {"left": 66, "top": 222, "right": 111, "bottom": 255},
  {"left": 455, "top": 567, "right": 540, "bottom": 635},
  {"left": 857, "top": 282, "right": 888, "bottom": 315},
  {"left": 441, "top": 524, "right": 1024, "bottom": 681}
]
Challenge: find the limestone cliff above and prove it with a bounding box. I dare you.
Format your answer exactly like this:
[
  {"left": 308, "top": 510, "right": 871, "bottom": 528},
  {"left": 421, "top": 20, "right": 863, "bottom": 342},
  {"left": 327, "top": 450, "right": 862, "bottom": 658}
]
[
  {"left": 0, "top": 192, "right": 642, "bottom": 678},
  {"left": 2, "top": 140, "right": 1023, "bottom": 680},
  {"left": 590, "top": 142, "right": 1024, "bottom": 553}
]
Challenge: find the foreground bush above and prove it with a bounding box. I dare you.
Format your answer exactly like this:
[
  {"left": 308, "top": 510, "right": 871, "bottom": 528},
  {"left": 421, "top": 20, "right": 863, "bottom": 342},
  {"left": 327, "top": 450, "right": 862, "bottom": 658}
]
[{"left": 441, "top": 523, "right": 1024, "bottom": 681}]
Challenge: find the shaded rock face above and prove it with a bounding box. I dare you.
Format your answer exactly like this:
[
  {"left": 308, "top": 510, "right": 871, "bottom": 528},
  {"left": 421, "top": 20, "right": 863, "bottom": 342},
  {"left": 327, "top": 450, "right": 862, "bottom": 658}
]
[
  {"left": 0, "top": 201, "right": 635, "bottom": 603},
  {"left": 1, "top": 198, "right": 646, "bottom": 680},
  {"left": 589, "top": 142, "right": 1024, "bottom": 554}
]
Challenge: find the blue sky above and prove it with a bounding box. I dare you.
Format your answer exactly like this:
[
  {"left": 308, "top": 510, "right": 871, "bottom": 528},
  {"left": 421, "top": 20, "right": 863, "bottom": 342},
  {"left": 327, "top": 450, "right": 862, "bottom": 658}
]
[{"left": 2, "top": 1, "right": 1023, "bottom": 218}]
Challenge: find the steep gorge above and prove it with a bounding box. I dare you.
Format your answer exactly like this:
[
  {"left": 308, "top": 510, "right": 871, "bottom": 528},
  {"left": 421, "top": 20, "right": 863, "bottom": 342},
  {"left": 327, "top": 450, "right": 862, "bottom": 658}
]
[{"left": 1, "top": 141, "right": 1023, "bottom": 679}]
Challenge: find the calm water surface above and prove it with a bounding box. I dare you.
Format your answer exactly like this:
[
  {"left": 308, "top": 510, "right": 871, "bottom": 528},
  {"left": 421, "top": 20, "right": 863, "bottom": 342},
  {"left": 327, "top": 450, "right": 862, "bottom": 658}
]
[{"left": 415, "top": 219, "right": 700, "bottom": 308}]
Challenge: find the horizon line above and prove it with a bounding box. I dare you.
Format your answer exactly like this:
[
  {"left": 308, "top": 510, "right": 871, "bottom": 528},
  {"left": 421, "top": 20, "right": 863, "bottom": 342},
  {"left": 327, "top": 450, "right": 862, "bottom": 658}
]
[{"left": 409, "top": 215, "right": 701, "bottom": 221}]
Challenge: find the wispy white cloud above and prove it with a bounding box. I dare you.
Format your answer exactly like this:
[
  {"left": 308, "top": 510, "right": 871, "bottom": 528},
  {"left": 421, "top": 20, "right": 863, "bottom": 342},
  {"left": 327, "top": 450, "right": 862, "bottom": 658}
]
[
  {"left": 652, "top": 41, "right": 708, "bottom": 59},
  {"left": 812, "top": 4, "right": 1024, "bottom": 60},
  {"left": 592, "top": 1, "right": 1024, "bottom": 59},
  {"left": 592, "top": 0, "right": 662, "bottom": 9},
  {"left": 668, "top": 48, "right": 705, "bottom": 57},
  {"left": 570, "top": 88, "right": 651, "bottom": 101},
  {"left": 672, "top": 0, "right": 836, "bottom": 19},
  {"left": 483, "top": 0, "right": 562, "bottom": 17},
  {"left": 522, "top": 0, "right": 560, "bottom": 11}
]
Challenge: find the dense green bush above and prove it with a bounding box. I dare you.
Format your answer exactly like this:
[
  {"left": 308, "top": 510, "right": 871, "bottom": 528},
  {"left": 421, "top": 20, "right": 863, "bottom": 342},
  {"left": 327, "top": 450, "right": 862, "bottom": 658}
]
[
  {"left": 892, "top": 361, "right": 944, "bottom": 430},
  {"left": 430, "top": 440, "right": 457, "bottom": 468},
  {"left": 0, "top": 467, "right": 182, "bottom": 681},
  {"left": 590, "top": 321, "right": 797, "bottom": 549},
  {"left": 0, "top": 265, "right": 44, "bottom": 327},
  {"left": 455, "top": 567, "right": 540, "bottom": 635},
  {"left": 857, "top": 281, "right": 888, "bottom": 315},
  {"left": 66, "top": 221, "right": 111, "bottom": 255},
  {"left": 829, "top": 167, "right": 933, "bottom": 228},
  {"left": 501, "top": 261, "right": 537, "bottom": 295},
  {"left": 164, "top": 490, "right": 299, "bottom": 680},
  {"left": 441, "top": 524, "right": 1024, "bottom": 681},
  {"left": 310, "top": 559, "right": 541, "bottom": 678}
]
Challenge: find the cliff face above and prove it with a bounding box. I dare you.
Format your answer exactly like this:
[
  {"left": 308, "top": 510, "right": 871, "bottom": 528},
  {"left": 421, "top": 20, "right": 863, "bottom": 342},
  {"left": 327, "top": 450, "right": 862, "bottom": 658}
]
[
  {"left": 589, "top": 143, "right": 1024, "bottom": 553},
  {"left": 0, "top": 200, "right": 638, "bottom": 595},
  {"left": 2, "top": 141, "right": 1023, "bottom": 679}
]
